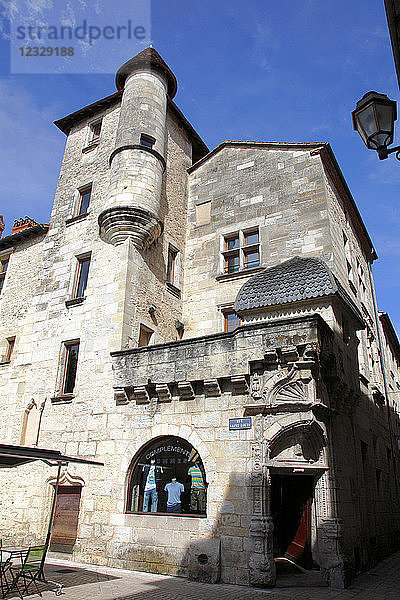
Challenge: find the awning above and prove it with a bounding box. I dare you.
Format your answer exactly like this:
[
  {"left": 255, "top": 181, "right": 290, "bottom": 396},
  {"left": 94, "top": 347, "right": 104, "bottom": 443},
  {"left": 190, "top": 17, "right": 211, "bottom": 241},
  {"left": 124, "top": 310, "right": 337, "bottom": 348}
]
[{"left": 0, "top": 443, "right": 103, "bottom": 468}]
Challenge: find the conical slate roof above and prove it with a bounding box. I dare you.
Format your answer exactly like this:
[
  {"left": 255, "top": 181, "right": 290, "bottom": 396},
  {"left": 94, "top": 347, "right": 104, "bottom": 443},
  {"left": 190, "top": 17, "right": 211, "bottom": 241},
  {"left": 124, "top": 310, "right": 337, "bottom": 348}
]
[
  {"left": 115, "top": 47, "right": 177, "bottom": 98},
  {"left": 234, "top": 256, "right": 339, "bottom": 313}
]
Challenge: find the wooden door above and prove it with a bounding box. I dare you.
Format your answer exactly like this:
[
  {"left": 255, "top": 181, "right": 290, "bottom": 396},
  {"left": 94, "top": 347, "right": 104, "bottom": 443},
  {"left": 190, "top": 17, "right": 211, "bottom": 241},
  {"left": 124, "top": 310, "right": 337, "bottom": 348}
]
[{"left": 50, "top": 485, "right": 82, "bottom": 552}]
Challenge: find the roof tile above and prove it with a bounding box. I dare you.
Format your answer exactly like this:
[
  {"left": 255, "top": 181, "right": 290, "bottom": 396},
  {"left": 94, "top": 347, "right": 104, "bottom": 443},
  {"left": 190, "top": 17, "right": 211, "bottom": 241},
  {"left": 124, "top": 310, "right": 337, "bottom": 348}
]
[{"left": 234, "top": 256, "right": 338, "bottom": 312}]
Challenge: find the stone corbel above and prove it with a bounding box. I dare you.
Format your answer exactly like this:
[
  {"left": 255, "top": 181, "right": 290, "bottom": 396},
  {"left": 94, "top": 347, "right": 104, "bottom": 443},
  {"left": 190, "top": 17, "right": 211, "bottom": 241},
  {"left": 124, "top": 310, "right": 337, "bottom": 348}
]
[
  {"left": 156, "top": 383, "right": 171, "bottom": 403},
  {"left": 263, "top": 349, "right": 279, "bottom": 366},
  {"left": 134, "top": 386, "right": 150, "bottom": 404},
  {"left": 178, "top": 381, "right": 194, "bottom": 401},
  {"left": 204, "top": 379, "right": 221, "bottom": 397},
  {"left": 114, "top": 387, "right": 129, "bottom": 405},
  {"left": 281, "top": 346, "right": 299, "bottom": 364},
  {"left": 231, "top": 375, "right": 249, "bottom": 395}
]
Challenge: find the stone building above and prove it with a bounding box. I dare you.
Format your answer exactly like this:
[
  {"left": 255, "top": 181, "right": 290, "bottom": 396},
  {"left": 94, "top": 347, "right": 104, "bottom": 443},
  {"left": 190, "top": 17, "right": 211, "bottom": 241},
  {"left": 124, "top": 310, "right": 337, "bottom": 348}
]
[{"left": 1, "top": 48, "right": 400, "bottom": 589}]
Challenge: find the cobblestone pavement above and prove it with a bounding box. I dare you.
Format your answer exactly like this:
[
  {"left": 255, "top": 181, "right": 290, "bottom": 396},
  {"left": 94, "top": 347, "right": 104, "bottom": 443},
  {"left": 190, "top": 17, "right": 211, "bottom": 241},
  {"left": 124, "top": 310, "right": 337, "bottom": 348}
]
[{"left": 9, "top": 551, "right": 400, "bottom": 600}]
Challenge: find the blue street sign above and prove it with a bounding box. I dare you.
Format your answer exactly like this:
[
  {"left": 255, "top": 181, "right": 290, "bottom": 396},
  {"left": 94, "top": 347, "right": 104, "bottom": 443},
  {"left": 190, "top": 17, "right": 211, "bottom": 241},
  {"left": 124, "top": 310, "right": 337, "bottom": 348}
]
[{"left": 229, "top": 417, "right": 252, "bottom": 431}]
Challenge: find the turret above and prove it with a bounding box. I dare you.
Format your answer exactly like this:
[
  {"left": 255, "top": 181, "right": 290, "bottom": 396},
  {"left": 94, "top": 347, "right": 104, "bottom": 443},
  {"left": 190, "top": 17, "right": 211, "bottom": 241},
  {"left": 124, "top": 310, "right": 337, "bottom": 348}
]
[{"left": 98, "top": 48, "right": 177, "bottom": 248}]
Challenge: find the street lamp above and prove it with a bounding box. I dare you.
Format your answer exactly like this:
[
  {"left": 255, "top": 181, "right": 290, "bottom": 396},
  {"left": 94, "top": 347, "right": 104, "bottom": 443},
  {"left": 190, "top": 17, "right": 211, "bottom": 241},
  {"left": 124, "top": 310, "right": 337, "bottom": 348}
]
[{"left": 352, "top": 91, "right": 400, "bottom": 160}]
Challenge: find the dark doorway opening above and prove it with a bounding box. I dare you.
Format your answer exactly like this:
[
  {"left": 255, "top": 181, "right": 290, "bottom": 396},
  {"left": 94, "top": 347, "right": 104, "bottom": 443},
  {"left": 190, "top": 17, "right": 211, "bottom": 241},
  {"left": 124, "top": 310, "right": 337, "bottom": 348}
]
[
  {"left": 50, "top": 485, "right": 82, "bottom": 553},
  {"left": 271, "top": 473, "right": 314, "bottom": 569}
]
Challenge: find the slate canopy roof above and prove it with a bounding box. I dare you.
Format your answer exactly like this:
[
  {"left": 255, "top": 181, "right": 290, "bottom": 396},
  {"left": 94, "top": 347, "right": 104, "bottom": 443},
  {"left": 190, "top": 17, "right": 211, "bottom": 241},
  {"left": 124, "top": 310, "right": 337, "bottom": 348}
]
[{"left": 234, "top": 256, "right": 364, "bottom": 325}]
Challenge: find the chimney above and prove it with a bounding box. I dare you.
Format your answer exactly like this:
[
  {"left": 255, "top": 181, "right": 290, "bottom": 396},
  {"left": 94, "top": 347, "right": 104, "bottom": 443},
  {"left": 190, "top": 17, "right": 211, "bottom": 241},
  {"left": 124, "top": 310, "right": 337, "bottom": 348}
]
[
  {"left": 11, "top": 216, "right": 38, "bottom": 235},
  {"left": 0, "top": 216, "right": 4, "bottom": 239}
]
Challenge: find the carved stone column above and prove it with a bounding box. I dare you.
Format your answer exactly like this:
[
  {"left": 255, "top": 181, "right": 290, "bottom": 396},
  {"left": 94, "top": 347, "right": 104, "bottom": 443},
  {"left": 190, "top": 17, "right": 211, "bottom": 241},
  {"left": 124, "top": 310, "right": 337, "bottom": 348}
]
[{"left": 248, "top": 414, "right": 276, "bottom": 587}]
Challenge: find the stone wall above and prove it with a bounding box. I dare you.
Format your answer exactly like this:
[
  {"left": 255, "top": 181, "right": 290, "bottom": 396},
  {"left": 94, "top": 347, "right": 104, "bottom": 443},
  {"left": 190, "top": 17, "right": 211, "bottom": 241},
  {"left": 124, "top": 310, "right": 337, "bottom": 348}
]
[
  {"left": 0, "top": 232, "right": 47, "bottom": 442},
  {"left": 183, "top": 146, "right": 333, "bottom": 338}
]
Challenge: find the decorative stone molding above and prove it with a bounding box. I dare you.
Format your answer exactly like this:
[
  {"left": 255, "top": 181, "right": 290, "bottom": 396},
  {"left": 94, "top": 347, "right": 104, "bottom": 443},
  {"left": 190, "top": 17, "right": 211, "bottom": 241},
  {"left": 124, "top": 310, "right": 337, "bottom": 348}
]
[
  {"left": 204, "top": 379, "right": 221, "bottom": 397},
  {"left": 266, "top": 416, "right": 327, "bottom": 451},
  {"left": 109, "top": 144, "right": 167, "bottom": 172},
  {"left": 48, "top": 470, "right": 85, "bottom": 487},
  {"left": 246, "top": 343, "right": 320, "bottom": 413},
  {"left": 249, "top": 516, "right": 276, "bottom": 587},
  {"left": 155, "top": 383, "right": 171, "bottom": 402},
  {"left": 268, "top": 420, "right": 326, "bottom": 465},
  {"left": 177, "top": 381, "right": 194, "bottom": 401},
  {"left": 98, "top": 206, "right": 163, "bottom": 249}
]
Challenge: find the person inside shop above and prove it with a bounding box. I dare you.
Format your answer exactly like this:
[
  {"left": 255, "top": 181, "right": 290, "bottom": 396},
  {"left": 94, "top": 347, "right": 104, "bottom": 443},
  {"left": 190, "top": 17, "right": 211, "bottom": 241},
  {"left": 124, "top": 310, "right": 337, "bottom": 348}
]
[
  {"left": 164, "top": 477, "right": 185, "bottom": 513},
  {"left": 142, "top": 458, "right": 163, "bottom": 512},
  {"left": 187, "top": 461, "right": 207, "bottom": 514}
]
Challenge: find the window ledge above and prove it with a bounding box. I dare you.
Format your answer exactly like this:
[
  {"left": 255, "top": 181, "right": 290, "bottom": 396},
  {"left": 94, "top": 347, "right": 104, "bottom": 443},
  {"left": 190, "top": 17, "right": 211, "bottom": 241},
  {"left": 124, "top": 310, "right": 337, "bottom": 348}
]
[
  {"left": 65, "top": 297, "right": 85, "bottom": 308},
  {"left": 82, "top": 141, "right": 99, "bottom": 153},
  {"left": 51, "top": 394, "right": 75, "bottom": 404},
  {"left": 216, "top": 266, "right": 264, "bottom": 282},
  {"left": 166, "top": 282, "right": 181, "bottom": 299},
  {"left": 0, "top": 360, "right": 11, "bottom": 366},
  {"left": 66, "top": 213, "right": 89, "bottom": 226}
]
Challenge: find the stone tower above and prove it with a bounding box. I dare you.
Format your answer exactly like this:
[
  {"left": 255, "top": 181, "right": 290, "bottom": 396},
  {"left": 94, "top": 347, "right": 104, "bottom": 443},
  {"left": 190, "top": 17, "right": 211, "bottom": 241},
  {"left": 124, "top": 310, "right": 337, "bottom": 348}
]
[{"left": 99, "top": 48, "right": 177, "bottom": 249}]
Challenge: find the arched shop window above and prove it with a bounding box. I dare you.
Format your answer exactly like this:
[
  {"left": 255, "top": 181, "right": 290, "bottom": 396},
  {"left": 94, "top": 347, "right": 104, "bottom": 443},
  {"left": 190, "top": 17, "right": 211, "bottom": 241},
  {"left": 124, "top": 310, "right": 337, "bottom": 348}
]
[{"left": 126, "top": 436, "right": 207, "bottom": 516}]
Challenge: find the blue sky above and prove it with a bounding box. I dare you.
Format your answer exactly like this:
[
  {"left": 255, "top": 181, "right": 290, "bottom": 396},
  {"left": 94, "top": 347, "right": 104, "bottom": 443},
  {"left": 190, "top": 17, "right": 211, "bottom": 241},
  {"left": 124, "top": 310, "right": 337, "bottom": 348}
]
[{"left": 0, "top": 0, "right": 399, "bottom": 333}]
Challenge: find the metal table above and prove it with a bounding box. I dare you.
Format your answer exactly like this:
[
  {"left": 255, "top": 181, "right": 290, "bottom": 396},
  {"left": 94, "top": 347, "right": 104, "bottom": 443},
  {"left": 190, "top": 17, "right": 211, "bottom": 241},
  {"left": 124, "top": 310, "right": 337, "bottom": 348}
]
[{"left": 0, "top": 546, "right": 28, "bottom": 599}]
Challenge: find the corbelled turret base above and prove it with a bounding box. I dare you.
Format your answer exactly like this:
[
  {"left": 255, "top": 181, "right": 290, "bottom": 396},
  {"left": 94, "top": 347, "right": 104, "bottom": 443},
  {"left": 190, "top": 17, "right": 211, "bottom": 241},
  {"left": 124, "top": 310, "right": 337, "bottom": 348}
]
[{"left": 98, "top": 206, "right": 163, "bottom": 249}]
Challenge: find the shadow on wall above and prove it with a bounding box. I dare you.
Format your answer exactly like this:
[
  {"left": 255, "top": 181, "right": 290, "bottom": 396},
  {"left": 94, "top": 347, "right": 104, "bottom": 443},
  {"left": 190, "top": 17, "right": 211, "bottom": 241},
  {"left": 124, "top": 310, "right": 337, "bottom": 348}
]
[{"left": 179, "top": 398, "right": 400, "bottom": 589}]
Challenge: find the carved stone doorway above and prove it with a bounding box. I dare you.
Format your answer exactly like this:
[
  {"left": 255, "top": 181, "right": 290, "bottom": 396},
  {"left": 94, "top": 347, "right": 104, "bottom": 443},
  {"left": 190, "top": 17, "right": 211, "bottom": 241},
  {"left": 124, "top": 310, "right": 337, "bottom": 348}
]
[
  {"left": 271, "top": 473, "right": 314, "bottom": 569},
  {"left": 50, "top": 485, "right": 82, "bottom": 553}
]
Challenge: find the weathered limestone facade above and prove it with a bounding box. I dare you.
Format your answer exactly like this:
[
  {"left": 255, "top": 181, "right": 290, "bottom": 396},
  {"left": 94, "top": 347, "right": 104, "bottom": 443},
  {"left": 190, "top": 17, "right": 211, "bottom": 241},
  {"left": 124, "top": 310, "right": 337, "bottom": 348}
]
[{"left": 1, "top": 48, "right": 400, "bottom": 589}]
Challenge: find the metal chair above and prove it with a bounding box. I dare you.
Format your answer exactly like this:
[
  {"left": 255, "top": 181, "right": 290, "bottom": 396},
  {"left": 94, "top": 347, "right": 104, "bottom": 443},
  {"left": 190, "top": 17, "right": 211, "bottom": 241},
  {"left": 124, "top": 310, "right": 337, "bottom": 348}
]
[
  {"left": 5, "top": 542, "right": 62, "bottom": 598},
  {"left": 0, "top": 540, "right": 13, "bottom": 599},
  {"left": 11, "top": 545, "right": 47, "bottom": 597}
]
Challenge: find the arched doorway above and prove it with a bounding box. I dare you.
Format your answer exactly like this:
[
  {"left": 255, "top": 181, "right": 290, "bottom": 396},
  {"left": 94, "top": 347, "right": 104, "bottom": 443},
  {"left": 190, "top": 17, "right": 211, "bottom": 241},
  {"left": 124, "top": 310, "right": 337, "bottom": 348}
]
[{"left": 267, "top": 420, "right": 327, "bottom": 570}]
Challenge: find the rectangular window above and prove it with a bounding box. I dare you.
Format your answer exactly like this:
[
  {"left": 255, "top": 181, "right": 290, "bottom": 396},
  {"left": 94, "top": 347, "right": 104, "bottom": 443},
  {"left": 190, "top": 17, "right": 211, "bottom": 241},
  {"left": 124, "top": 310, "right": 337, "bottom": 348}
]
[
  {"left": 5, "top": 337, "right": 15, "bottom": 362},
  {"left": 140, "top": 133, "right": 155, "bottom": 149},
  {"left": 244, "top": 248, "right": 260, "bottom": 270},
  {"left": 62, "top": 342, "right": 79, "bottom": 395},
  {"left": 138, "top": 324, "right": 153, "bottom": 347},
  {"left": 167, "top": 246, "right": 178, "bottom": 284},
  {"left": 89, "top": 119, "right": 102, "bottom": 143},
  {"left": 222, "top": 228, "right": 260, "bottom": 274},
  {"left": 0, "top": 256, "right": 9, "bottom": 293},
  {"left": 223, "top": 309, "right": 241, "bottom": 333},
  {"left": 166, "top": 245, "right": 181, "bottom": 296},
  {"left": 225, "top": 254, "right": 240, "bottom": 274},
  {"left": 78, "top": 185, "right": 92, "bottom": 216},
  {"left": 225, "top": 234, "right": 239, "bottom": 251},
  {"left": 342, "top": 315, "right": 351, "bottom": 344},
  {"left": 244, "top": 230, "right": 259, "bottom": 246},
  {"left": 73, "top": 256, "right": 91, "bottom": 299}
]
